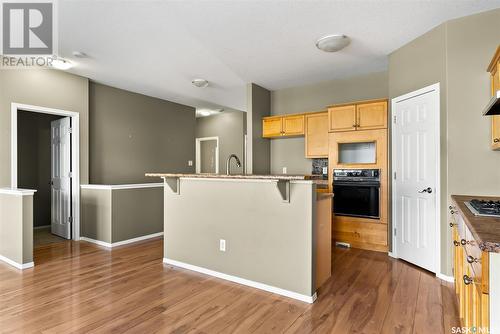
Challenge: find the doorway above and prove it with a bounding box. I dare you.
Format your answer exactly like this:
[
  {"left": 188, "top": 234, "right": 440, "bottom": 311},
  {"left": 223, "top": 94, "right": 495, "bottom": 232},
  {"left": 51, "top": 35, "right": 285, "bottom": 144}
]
[
  {"left": 196, "top": 137, "right": 219, "bottom": 173},
  {"left": 11, "top": 103, "right": 81, "bottom": 242},
  {"left": 391, "top": 83, "right": 440, "bottom": 274}
]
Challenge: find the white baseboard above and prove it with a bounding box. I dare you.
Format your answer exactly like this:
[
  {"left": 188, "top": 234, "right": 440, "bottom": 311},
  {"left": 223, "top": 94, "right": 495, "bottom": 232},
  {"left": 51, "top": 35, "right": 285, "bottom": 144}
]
[
  {"left": 436, "top": 273, "right": 454, "bottom": 283},
  {"left": 80, "top": 232, "right": 164, "bottom": 248},
  {"left": 33, "top": 225, "right": 51, "bottom": 230},
  {"left": 163, "top": 258, "right": 317, "bottom": 304},
  {"left": 0, "top": 255, "right": 34, "bottom": 270},
  {"left": 80, "top": 237, "right": 112, "bottom": 248},
  {"left": 387, "top": 252, "right": 398, "bottom": 259}
]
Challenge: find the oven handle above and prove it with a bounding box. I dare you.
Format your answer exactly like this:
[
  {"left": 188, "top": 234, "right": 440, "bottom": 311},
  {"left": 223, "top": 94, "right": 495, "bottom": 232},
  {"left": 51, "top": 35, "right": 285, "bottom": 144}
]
[{"left": 333, "top": 181, "right": 380, "bottom": 187}]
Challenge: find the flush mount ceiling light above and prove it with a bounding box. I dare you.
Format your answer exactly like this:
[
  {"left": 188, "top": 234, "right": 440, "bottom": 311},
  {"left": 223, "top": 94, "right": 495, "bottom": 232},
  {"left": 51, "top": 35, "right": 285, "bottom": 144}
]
[
  {"left": 51, "top": 58, "right": 73, "bottom": 70},
  {"left": 192, "top": 78, "right": 209, "bottom": 88},
  {"left": 315, "top": 34, "right": 350, "bottom": 52}
]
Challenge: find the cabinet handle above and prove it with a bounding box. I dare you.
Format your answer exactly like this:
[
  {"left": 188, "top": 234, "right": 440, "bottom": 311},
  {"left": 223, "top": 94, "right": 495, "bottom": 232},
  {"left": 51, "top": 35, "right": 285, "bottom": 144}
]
[
  {"left": 450, "top": 210, "right": 457, "bottom": 214},
  {"left": 466, "top": 255, "right": 479, "bottom": 264},
  {"left": 494, "top": 138, "right": 500, "bottom": 143},
  {"left": 460, "top": 239, "right": 469, "bottom": 246},
  {"left": 453, "top": 240, "right": 460, "bottom": 246},
  {"left": 449, "top": 205, "right": 456, "bottom": 210},
  {"left": 449, "top": 222, "right": 457, "bottom": 227},
  {"left": 463, "top": 275, "right": 474, "bottom": 285}
]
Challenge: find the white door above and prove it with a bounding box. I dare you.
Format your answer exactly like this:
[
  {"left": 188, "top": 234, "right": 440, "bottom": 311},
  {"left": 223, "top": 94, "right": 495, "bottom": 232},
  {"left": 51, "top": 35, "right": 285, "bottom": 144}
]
[
  {"left": 392, "top": 84, "right": 440, "bottom": 273},
  {"left": 51, "top": 117, "right": 72, "bottom": 239}
]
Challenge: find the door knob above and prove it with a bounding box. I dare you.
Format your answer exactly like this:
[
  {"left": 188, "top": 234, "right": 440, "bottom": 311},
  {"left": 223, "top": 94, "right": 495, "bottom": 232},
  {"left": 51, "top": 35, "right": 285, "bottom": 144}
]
[{"left": 418, "top": 187, "right": 432, "bottom": 193}]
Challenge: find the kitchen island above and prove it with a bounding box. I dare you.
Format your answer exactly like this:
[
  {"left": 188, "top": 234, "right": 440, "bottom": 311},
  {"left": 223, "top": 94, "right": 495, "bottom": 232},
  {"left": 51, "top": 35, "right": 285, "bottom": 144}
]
[{"left": 146, "top": 173, "right": 332, "bottom": 303}]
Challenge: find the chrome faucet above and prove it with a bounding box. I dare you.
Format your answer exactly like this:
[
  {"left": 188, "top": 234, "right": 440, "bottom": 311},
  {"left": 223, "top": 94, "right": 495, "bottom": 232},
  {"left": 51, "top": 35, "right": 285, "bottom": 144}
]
[{"left": 226, "top": 154, "right": 242, "bottom": 175}]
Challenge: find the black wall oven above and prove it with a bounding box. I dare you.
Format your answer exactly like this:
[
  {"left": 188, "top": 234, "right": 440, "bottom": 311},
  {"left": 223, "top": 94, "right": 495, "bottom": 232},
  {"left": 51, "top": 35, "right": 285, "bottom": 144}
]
[{"left": 332, "top": 169, "right": 380, "bottom": 219}]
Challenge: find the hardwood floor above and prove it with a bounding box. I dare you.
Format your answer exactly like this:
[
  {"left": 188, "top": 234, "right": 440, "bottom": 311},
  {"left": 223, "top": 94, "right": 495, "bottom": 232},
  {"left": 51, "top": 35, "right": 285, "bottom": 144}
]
[{"left": 0, "top": 238, "right": 460, "bottom": 333}]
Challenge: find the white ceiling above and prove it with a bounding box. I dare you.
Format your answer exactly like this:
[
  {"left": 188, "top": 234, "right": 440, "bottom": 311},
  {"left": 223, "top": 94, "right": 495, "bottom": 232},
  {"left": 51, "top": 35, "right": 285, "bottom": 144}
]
[{"left": 59, "top": 1, "right": 500, "bottom": 112}]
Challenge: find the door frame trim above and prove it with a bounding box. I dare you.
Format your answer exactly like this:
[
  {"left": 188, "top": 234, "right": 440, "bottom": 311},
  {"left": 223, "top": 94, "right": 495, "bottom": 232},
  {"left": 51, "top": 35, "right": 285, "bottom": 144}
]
[
  {"left": 195, "top": 136, "right": 219, "bottom": 174},
  {"left": 390, "top": 82, "right": 441, "bottom": 275},
  {"left": 11, "top": 103, "right": 81, "bottom": 241}
]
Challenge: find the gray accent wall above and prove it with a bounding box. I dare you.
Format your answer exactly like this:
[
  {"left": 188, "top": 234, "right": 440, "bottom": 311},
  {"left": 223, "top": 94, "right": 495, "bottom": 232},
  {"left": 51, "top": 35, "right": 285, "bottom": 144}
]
[
  {"left": 196, "top": 111, "right": 246, "bottom": 174},
  {"left": 270, "top": 72, "right": 389, "bottom": 174},
  {"left": 81, "top": 186, "right": 163, "bottom": 244},
  {"left": 247, "top": 83, "right": 271, "bottom": 174},
  {"left": 389, "top": 8, "right": 500, "bottom": 276},
  {"left": 17, "top": 111, "right": 63, "bottom": 227},
  {"left": 89, "top": 82, "right": 196, "bottom": 184},
  {"left": 0, "top": 69, "right": 89, "bottom": 187}
]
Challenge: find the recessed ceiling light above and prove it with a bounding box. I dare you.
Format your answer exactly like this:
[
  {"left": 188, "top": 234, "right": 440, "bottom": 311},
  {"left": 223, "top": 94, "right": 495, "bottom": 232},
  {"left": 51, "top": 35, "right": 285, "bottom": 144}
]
[
  {"left": 51, "top": 58, "right": 73, "bottom": 70},
  {"left": 200, "top": 110, "right": 211, "bottom": 117},
  {"left": 316, "top": 34, "right": 350, "bottom": 52},
  {"left": 192, "top": 78, "right": 209, "bottom": 88}
]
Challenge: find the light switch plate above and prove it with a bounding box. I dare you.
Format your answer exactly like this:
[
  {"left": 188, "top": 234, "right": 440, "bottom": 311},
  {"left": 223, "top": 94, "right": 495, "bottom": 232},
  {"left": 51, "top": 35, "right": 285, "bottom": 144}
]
[
  {"left": 188, "top": 160, "right": 193, "bottom": 166},
  {"left": 282, "top": 167, "right": 287, "bottom": 174}
]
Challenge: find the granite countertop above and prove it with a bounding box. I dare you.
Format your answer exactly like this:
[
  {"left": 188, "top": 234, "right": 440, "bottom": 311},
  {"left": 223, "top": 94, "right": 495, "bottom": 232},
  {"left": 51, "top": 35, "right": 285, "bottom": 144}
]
[
  {"left": 145, "top": 173, "right": 319, "bottom": 181},
  {"left": 451, "top": 195, "right": 500, "bottom": 253}
]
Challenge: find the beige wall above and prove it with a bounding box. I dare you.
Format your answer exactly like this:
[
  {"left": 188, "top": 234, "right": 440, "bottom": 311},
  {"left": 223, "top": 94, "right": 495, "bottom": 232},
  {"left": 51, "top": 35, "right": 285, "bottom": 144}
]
[
  {"left": 89, "top": 82, "right": 196, "bottom": 184},
  {"left": 388, "top": 8, "right": 500, "bottom": 276},
  {"left": 81, "top": 188, "right": 112, "bottom": 243},
  {"left": 446, "top": 10, "right": 500, "bottom": 196},
  {"left": 270, "top": 72, "right": 389, "bottom": 174},
  {"left": 388, "top": 24, "right": 449, "bottom": 271},
  {"left": 164, "top": 179, "right": 315, "bottom": 296},
  {"left": 0, "top": 193, "right": 33, "bottom": 265},
  {"left": 196, "top": 111, "right": 246, "bottom": 174},
  {"left": 17, "top": 111, "right": 63, "bottom": 227},
  {"left": 0, "top": 69, "right": 89, "bottom": 186}
]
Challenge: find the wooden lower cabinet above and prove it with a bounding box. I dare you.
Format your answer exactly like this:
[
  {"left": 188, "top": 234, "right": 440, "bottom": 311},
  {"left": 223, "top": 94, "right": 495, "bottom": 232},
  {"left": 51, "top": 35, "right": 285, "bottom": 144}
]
[{"left": 452, "top": 213, "right": 489, "bottom": 332}]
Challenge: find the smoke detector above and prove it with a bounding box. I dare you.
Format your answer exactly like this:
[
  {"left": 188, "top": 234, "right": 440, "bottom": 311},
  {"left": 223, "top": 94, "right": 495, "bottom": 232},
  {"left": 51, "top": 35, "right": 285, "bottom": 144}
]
[{"left": 192, "top": 78, "right": 209, "bottom": 88}]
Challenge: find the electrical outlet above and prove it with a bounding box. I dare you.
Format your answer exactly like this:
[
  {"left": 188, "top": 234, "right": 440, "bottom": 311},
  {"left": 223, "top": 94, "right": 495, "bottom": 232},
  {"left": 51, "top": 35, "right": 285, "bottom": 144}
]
[
  {"left": 322, "top": 167, "right": 328, "bottom": 175},
  {"left": 219, "top": 239, "right": 226, "bottom": 252},
  {"left": 282, "top": 167, "right": 287, "bottom": 174},
  {"left": 188, "top": 160, "right": 193, "bottom": 166}
]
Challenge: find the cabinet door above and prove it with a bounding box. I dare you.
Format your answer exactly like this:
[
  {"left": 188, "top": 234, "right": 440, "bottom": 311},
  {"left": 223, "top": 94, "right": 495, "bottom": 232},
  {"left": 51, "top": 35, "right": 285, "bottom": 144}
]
[
  {"left": 282, "top": 115, "right": 305, "bottom": 136},
  {"left": 492, "top": 66, "right": 500, "bottom": 150},
  {"left": 262, "top": 117, "right": 282, "bottom": 138},
  {"left": 305, "top": 113, "right": 329, "bottom": 158},
  {"left": 356, "top": 101, "right": 388, "bottom": 130},
  {"left": 328, "top": 105, "right": 356, "bottom": 132}
]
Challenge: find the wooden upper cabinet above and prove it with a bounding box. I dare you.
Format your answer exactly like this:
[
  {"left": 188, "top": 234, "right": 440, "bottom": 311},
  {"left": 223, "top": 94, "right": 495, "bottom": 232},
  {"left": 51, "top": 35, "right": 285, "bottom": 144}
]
[
  {"left": 356, "top": 101, "right": 388, "bottom": 130},
  {"left": 488, "top": 46, "right": 500, "bottom": 150},
  {"left": 282, "top": 114, "right": 305, "bottom": 136},
  {"left": 262, "top": 114, "right": 304, "bottom": 138},
  {"left": 305, "top": 112, "right": 329, "bottom": 158},
  {"left": 328, "top": 99, "right": 387, "bottom": 132},
  {"left": 328, "top": 105, "right": 356, "bottom": 132},
  {"left": 262, "top": 116, "right": 282, "bottom": 138}
]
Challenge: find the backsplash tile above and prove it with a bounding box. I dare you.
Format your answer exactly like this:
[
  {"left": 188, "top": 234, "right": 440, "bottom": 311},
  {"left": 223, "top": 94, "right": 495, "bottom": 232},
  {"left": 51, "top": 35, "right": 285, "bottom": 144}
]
[{"left": 312, "top": 158, "right": 328, "bottom": 178}]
